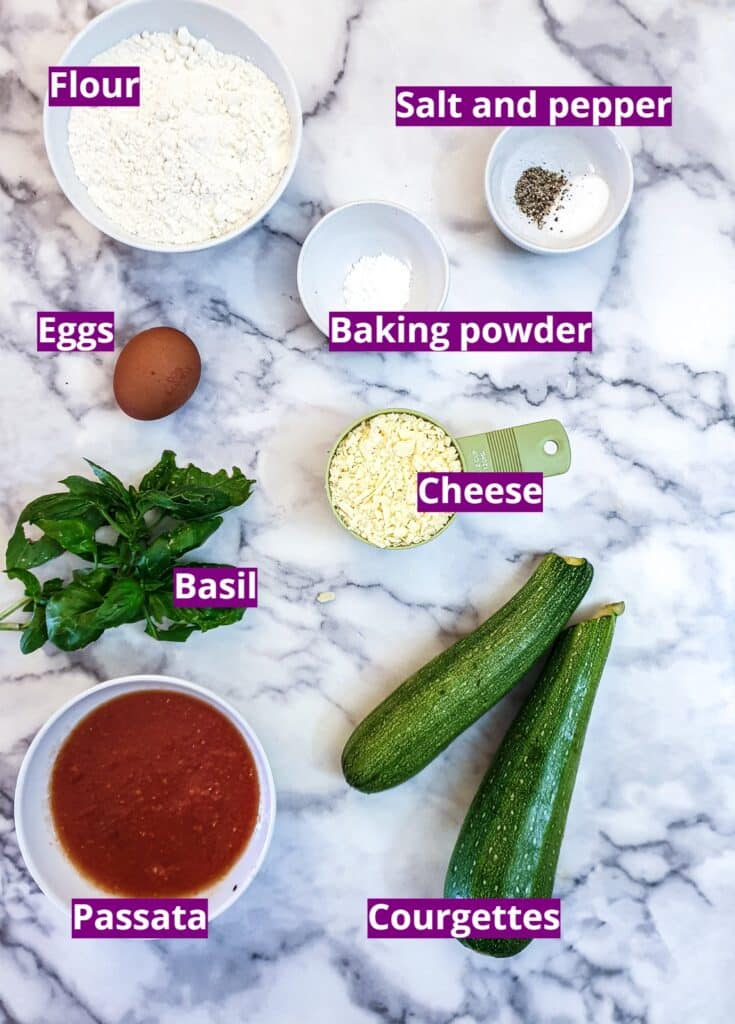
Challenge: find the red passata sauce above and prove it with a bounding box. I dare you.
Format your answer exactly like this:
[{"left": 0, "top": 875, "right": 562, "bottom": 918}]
[{"left": 50, "top": 690, "right": 260, "bottom": 897}]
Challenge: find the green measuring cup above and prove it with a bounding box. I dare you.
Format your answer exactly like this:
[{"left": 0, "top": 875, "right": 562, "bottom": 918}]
[{"left": 325, "top": 408, "right": 571, "bottom": 549}]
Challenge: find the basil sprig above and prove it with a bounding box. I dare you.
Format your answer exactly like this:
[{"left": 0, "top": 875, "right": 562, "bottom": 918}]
[{"left": 1, "top": 452, "right": 254, "bottom": 653}]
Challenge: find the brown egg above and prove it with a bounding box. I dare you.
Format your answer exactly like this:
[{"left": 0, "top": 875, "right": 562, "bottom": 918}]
[{"left": 113, "top": 327, "right": 201, "bottom": 421}]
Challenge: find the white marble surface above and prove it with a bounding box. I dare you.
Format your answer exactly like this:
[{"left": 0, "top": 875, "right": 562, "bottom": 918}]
[{"left": 1, "top": 1, "right": 734, "bottom": 1021}]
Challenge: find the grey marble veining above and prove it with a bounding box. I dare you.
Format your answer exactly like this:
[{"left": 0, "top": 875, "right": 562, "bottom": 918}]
[{"left": 1, "top": 1, "right": 733, "bottom": 1022}]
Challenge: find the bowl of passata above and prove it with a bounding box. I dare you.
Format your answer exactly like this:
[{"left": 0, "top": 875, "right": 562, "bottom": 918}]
[{"left": 14, "top": 676, "right": 275, "bottom": 919}]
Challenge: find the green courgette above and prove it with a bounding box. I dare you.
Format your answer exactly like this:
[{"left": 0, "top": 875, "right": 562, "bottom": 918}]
[
  {"left": 342, "top": 553, "right": 593, "bottom": 793},
  {"left": 444, "top": 602, "right": 624, "bottom": 957}
]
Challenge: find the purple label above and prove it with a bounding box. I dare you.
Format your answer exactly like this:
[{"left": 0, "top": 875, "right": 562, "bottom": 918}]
[
  {"left": 396, "top": 86, "right": 672, "bottom": 126},
  {"left": 330, "top": 312, "right": 592, "bottom": 352},
  {"left": 367, "top": 899, "right": 561, "bottom": 939},
  {"left": 417, "top": 473, "right": 543, "bottom": 512},
  {"left": 172, "top": 567, "right": 258, "bottom": 608},
  {"left": 37, "top": 312, "right": 115, "bottom": 352},
  {"left": 71, "top": 898, "right": 208, "bottom": 939},
  {"left": 48, "top": 66, "right": 141, "bottom": 106}
]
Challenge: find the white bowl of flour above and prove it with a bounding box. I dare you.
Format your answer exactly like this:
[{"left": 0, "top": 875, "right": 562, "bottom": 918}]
[{"left": 44, "top": 0, "right": 302, "bottom": 252}]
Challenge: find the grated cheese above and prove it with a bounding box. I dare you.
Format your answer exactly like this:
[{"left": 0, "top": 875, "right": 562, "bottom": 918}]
[{"left": 328, "top": 412, "right": 462, "bottom": 548}]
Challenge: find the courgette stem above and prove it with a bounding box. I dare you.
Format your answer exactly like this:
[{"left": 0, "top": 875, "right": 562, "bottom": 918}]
[{"left": 588, "top": 601, "right": 625, "bottom": 619}]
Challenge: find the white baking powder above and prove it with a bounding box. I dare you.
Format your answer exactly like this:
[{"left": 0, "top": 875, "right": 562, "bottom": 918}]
[
  {"left": 68, "top": 26, "right": 291, "bottom": 246},
  {"left": 342, "top": 253, "right": 412, "bottom": 310}
]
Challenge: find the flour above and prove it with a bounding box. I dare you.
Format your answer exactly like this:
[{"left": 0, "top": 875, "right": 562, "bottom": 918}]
[
  {"left": 342, "top": 253, "right": 412, "bottom": 310},
  {"left": 68, "top": 26, "right": 292, "bottom": 246}
]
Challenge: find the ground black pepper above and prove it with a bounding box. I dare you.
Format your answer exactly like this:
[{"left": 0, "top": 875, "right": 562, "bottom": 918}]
[{"left": 514, "top": 166, "right": 568, "bottom": 228}]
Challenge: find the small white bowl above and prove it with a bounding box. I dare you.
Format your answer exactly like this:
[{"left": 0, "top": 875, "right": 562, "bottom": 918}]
[
  {"left": 14, "top": 675, "right": 276, "bottom": 920},
  {"left": 297, "top": 201, "right": 450, "bottom": 335},
  {"left": 485, "top": 126, "right": 633, "bottom": 254},
  {"left": 44, "top": 0, "right": 303, "bottom": 253}
]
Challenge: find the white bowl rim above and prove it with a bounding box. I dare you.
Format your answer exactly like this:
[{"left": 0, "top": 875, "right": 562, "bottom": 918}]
[
  {"left": 484, "top": 125, "right": 634, "bottom": 255},
  {"left": 296, "top": 199, "right": 451, "bottom": 334},
  {"left": 14, "top": 673, "right": 277, "bottom": 920},
  {"left": 43, "top": 0, "right": 304, "bottom": 254}
]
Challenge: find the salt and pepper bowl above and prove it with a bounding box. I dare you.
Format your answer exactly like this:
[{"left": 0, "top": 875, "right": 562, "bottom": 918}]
[{"left": 485, "top": 126, "right": 634, "bottom": 254}]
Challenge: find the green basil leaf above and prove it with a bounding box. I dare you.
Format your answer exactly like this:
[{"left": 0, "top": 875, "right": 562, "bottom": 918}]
[
  {"left": 46, "top": 575, "right": 145, "bottom": 651},
  {"left": 21, "top": 493, "right": 94, "bottom": 519},
  {"left": 93, "top": 535, "right": 134, "bottom": 569},
  {"left": 139, "top": 451, "right": 177, "bottom": 493},
  {"left": 45, "top": 579, "right": 107, "bottom": 650},
  {"left": 182, "top": 604, "right": 245, "bottom": 631},
  {"left": 6, "top": 532, "right": 62, "bottom": 571},
  {"left": 7, "top": 567, "right": 41, "bottom": 600},
  {"left": 136, "top": 458, "right": 254, "bottom": 520},
  {"left": 6, "top": 492, "right": 96, "bottom": 570},
  {"left": 6, "top": 570, "right": 62, "bottom": 653},
  {"left": 146, "top": 585, "right": 245, "bottom": 635},
  {"left": 144, "top": 619, "right": 196, "bottom": 643},
  {"left": 93, "top": 577, "right": 146, "bottom": 631},
  {"left": 37, "top": 513, "right": 104, "bottom": 559},
  {"left": 61, "top": 475, "right": 137, "bottom": 541},
  {"left": 60, "top": 475, "right": 111, "bottom": 502},
  {"left": 84, "top": 460, "right": 134, "bottom": 509},
  {"left": 71, "top": 566, "right": 114, "bottom": 591},
  {"left": 136, "top": 518, "right": 222, "bottom": 577},
  {"left": 61, "top": 475, "right": 144, "bottom": 548},
  {"left": 20, "top": 605, "right": 47, "bottom": 654},
  {"left": 42, "top": 577, "right": 65, "bottom": 599}
]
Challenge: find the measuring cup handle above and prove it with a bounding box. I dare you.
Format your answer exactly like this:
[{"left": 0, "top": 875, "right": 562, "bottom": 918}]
[{"left": 455, "top": 419, "right": 571, "bottom": 477}]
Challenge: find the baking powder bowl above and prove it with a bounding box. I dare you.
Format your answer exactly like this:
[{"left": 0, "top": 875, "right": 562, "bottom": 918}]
[
  {"left": 297, "top": 202, "right": 450, "bottom": 335},
  {"left": 14, "top": 675, "right": 276, "bottom": 920},
  {"left": 43, "top": 0, "right": 303, "bottom": 253}
]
